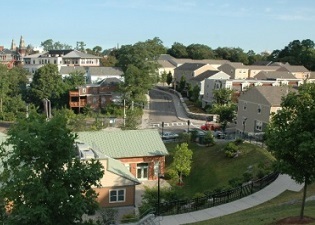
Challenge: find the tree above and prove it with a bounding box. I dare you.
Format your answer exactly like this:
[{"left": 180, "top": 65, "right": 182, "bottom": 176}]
[
  {"left": 40, "top": 39, "right": 54, "bottom": 51},
  {"left": 167, "top": 42, "right": 188, "bottom": 58},
  {"left": 178, "top": 76, "right": 186, "bottom": 92},
  {"left": 191, "top": 85, "right": 200, "bottom": 102},
  {"left": 171, "top": 143, "right": 193, "bottom": 185},
  {"left": 160, "top": 71, "right": 167, "bottom": 86},
  {"left": 63, "top": 70, "right": 86, "bottom": 90},
  {"left": 211, "top": 104, "right": 236, "bottom": 131},
  {"left": 211, "top": 88, "right": 236, "bottom": 131},
  {"left": 203, "top": 131, "right": 215, "bottom": 146},
  {"left": 29, "top": 64, "right": 66, "bottom": 109},
  {"left": 213, "top": 88, "right": 233, "bottom": 105},
  {"left": 265, "top": 83, "right": 315, "bottom": 220},
  {"left": 0, "top": 113, "right": 104, "bottom": 225},
  {"left": 186, "top": 44, "right": 216, "bottom": 59},
  {"left": 166, "top": 72, "right": 173, "bottom": 87}
]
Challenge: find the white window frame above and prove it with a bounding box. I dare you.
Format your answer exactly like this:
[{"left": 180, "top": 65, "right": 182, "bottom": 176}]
[
  {"left": 255, "top": 120, "right": 263, "bottom": 131},
  {"left": 109, "top": 189, "right": 125, "bottom": 203}
]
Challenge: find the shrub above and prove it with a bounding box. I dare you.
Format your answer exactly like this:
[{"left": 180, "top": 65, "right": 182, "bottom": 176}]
[
  {"left": 228, "top": 177, "right": 243, "bottom": 188},
  {"left": 121, "top": 213, "right": 137, "bottom": 224},
  {"left": 224, "top": 142, "right": 239, "bottom": 158},
  {"left": 243, "top": 171, "right": 253, "bottom": 182},
  {"left": 234, "top": 138, "right": 244, "bottom": 145}
]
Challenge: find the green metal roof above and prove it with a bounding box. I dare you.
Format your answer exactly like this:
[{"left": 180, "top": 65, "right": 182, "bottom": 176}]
[
  {"left": 77, "top": 129, "right": 169, "bottom": 159},
  {"left": 106, "top": 156, "right": 140, "bottom": 184}
]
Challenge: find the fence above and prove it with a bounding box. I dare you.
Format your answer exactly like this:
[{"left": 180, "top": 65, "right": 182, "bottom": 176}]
[{"left": 156, "top": 172, "right": 279, "bottom": 216}]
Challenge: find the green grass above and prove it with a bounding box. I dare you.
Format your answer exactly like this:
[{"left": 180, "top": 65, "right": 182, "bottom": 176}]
[
  {"left": 165, "top": 141, "right": 275, "bottom": 198},
  {"left": 187, "top": 183, "right": 315, "bottom": 225}
]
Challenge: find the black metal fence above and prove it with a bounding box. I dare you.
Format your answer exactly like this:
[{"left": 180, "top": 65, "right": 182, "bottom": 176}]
[{"left": 156, "top": 172, "right": 279, "bottom": 216}]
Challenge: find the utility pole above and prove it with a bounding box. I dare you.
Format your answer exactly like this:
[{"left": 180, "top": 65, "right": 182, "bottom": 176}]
[{"left": 123, "top": 99, "right": 126, "bottom": 127}]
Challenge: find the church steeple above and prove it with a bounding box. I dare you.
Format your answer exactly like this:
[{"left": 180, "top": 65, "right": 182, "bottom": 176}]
[
  {"left": 18, "top": 35, "right": 26, "bottom": 56},
  {"left": 11, "top": 39, "right": 16, "bottom": 51}
]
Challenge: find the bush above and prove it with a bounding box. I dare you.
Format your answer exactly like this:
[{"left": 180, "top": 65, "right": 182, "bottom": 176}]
[
  {"left": 243, "top": 171, "right": 253, "bottom": 182},
  {"left": 121, "top": 213, "right": 137, "bottom": 224},
  {"left": 234, "top": 138, "right": 244, "bottom": 145},
  {"left": 228, "top": 177, "right": 243, "bottom": 188},
  {"left": 224, "top": 142, "right": 239, "bottom": 158}
]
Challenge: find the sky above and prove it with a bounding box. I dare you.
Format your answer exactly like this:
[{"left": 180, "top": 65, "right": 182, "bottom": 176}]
[{"left": 1, "top": 0, "right": 315, "bottom": 54}]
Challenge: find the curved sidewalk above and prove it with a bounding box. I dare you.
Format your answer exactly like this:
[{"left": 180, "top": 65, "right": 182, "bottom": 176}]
[{"left": 156, "top": 174, "right": 303, "bottom": 225}]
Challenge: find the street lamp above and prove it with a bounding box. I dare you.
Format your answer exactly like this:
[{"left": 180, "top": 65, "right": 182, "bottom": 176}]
[
  {"left": 157, "top": 173, "right": 164, "bottom": 216},
  {"left": 187, "top": 120, "right": 190, "bottom": 133},
  {"left": 161, "top": 122, "right": 164, "bottom": 137}
]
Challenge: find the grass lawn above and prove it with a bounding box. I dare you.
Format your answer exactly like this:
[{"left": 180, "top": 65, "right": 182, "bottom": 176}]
[
  {"left": 187, "top": 183, "right": 315, "bottom": 225},
  {"left": 164, "top": 141, "right": 275, "bottom": 198}
]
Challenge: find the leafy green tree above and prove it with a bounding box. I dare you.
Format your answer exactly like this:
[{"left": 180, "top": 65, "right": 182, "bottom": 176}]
[
  {"left": 211, "top": 104, "right": 236, "bottom": 131},
  {"left": 100, "top": 55, "right": 118, "bottom": 67},
  {"left": 186, "top": 44, "right": 216, "bottom": 59},
  {"left": 171, "top": 143, "right": 193, "bottom": 185},
  {"left": 63, "top": 70, "right": 86, "bottom": 90},
  {"left": 191, "top": 85, "right": 200, "bottom": 102},
  {"left": 76, "top": 41, "right": 86, "bottom": 52},
  {"left": 0, "top": 65, "right": 29, "bottom": 120},
  {"left": 160, "top": 71, "right": 167, "bottom": 86},
  {"left": 167, "top": 42, "right": 188, "bottom": 58},
  {"left": 215, "top": 47, "right": 249, "bottom": 64},
  {"left": 166, "top": 72, "right": 173, "bottom": 86},
  {"left": 40, "top": 39, "right": 54, "bottom": 51},
  {"left": 213, "top": 88, "right": 233, "bottom": 105},
  {"left": 0, "top": 113, "right": 104, "bottom": 225},
  {"left": 265, "top": 83, "right": 315, "bottom": 220},
  {"left": 203, "top": 131, "right": 214, "bottom": 147},
  {"left": 29, "top": 64, "right": 66, "bottom": 109},
  {"left": 178, "top": 76, "right": 186, "bottom": 92}
]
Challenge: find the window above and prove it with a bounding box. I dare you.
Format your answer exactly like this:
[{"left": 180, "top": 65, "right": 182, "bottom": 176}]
[
  {"left": 255, "top": 121, "right": 263, "bottom": 131},
  {"left": 258, "top": 105, "right": 262, "bottom": 114},
  {"left": 109, "top": 189, "right": 125, "bottom": 203}
]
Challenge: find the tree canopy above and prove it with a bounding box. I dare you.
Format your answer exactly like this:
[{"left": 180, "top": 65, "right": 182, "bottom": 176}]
[
  {"left": 0, "top": 113, "right": 104, "bottom": 225},
  {"left": 265, "top": 83, "right": 315, "bottom": 219}
]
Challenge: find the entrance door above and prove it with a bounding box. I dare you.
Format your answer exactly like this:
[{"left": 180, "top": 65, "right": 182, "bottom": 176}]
[{"left": 137, "top": 163, "right": 149, "bottom": 180}]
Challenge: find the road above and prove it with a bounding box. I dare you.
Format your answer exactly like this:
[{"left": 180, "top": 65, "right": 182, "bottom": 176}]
[{"left": 148, "top": 89, "right": 201, "bottom": 133}]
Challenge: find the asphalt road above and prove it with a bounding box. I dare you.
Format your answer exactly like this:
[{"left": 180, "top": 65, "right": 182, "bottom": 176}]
[{"left": 148, "top": 89, "right": 190, "bottom": 133}]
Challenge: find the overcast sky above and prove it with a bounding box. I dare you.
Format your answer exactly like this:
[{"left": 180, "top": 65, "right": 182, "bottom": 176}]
[{"left": 1, "top": 0, "right": 315, "bottom": 53}]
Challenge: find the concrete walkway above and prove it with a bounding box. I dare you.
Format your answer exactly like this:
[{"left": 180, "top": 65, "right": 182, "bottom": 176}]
[
  {"left": 156, "top": 174, "right": 303, "bottom": 225},
  {"left": 140, "top": 89, "right": 304, "bottom": 225}
]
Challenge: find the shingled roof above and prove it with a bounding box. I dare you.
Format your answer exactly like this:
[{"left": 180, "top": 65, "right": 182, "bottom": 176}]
[
  {"left": 77, "top": 129, "right": 168, "bottom": 159},
  {"left": 190, "top": 70, "right": 220, "bottom": 82}
]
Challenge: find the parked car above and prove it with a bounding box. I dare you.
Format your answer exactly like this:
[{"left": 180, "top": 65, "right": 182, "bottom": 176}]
[
  {"left": 183, "top": 128, "right": 206, "bottom": 136},
  {"left": 161, "top": 132, "right": 179, "bottom": 140},
  {"left": 214, "top": 131, "right": 226, "bottom": 139}
]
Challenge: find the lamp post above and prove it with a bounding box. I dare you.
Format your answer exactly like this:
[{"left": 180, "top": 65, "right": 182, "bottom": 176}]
[
  {"left": 187, "top": 120, "right": 190, "bottom": 133},
  {"left": 157, "top": 173, "right": 164, "bottom": 216},
  {"left": 161, "top": 121, "right": 164, "bottom": 137}
]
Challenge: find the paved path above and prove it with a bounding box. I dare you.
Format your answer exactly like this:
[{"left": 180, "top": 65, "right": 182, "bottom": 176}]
[
  {"left": 155, "top": 174, "right": 303, "bottom": 225},
  {"left": 140, "top": 89, "right": 304, "bottom": 225}
]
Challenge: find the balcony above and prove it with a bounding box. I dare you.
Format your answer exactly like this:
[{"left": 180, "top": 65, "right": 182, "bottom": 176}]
[
  {"left": 69, "top": 100, "right": 87, "bottom": 108},
  {"left": 69, "top": 91, "right": 80, "bottom": 96}
]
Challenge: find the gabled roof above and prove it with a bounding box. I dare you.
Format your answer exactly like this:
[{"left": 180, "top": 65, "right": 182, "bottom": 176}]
[
  {"left": 277, "top": 64, "right": 309, "bottom": 73},
  {"left": 98, "top": 77, "right": 122, "bottom": 85},
  {"left": 77, "top": 130, "right": 168, "bottom": 158},
  {"left": 59, "top": 66, "right": 86, "bottom": 74},
  {"left": 254, "top": 71, "right": 297, "bottom": 80},
  {"left": 245, "top": 65, "right": 280, "bottom": 70},
  {"left": 239, "top": 86, "right": 296, "bottom": 106},
  {"left": 175, "top": 63, "right": 207, "bottom": 71},
  {"left": 190, "top": 70, "right": 220, "bottom": 82},
  {"left": 106, "top": 156, "right": 140, "bottom": 184},
  {"left": 63, "top": 50, "right": 101, "bottom": 59},
  {"left": 220, "top": 62, "right": 248, "bottom": 69},
  {"left": 88, "top": 67, "right": 124, "bottom": 76},
  {"left": 158, "top": 59, "right": 176, "bottom": 68}
]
